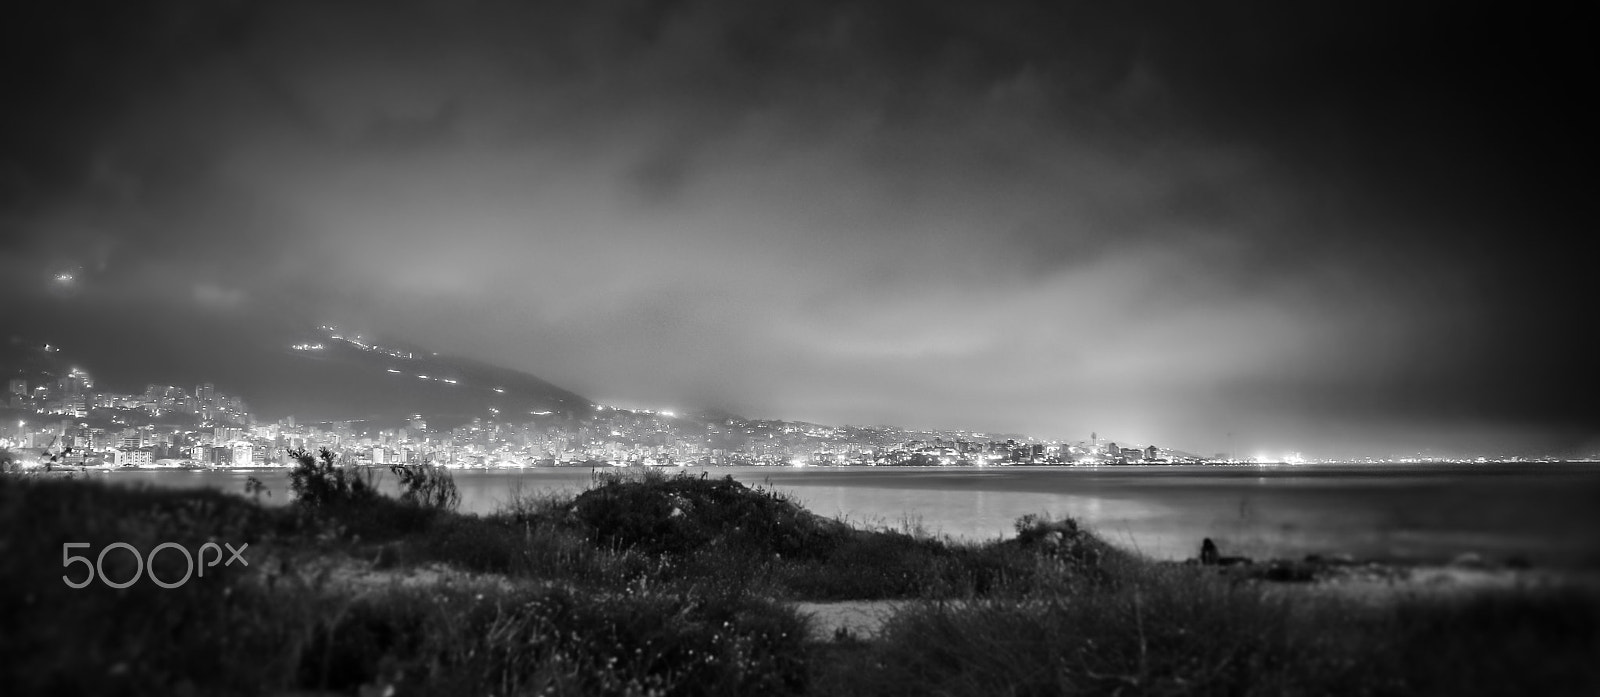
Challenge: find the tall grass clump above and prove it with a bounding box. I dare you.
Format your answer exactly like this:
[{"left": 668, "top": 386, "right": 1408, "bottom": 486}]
[
  {"left": 813, "top": 551, "right": 1600, "bottom": 696},
  {"left": 301, "top": 584, "right": 812, "bottom": 696}
]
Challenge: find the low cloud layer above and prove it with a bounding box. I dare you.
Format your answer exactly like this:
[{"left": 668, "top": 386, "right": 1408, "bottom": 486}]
[{"left": 2, "top": 0, "right": 1594, "bottom": 457}]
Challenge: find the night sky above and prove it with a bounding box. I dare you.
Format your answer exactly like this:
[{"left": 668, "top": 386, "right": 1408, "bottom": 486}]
[{"left": 1, "top": 1, "right": 1594, "bottom": 458}]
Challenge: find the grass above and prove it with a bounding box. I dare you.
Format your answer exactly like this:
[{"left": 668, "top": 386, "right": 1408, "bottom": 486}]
[
  {"left": 1, "top": 466, "right": 1596, "bottom": 695},
  {"left": 817, "top": 576, "right": 1600, "bottom": 696}
]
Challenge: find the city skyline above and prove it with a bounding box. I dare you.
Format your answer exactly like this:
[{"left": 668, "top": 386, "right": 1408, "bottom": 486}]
[
  {"left": 3, "top": 342, "right": 1587, "bottom": 465},
  {"left": 2, "top": 2, "right": 1595, "bottom": 459}
]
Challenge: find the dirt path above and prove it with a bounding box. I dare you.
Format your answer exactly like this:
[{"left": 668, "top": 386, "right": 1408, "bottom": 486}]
[{"left": 793, "top": 601, "right": 908, "bottom": 640}]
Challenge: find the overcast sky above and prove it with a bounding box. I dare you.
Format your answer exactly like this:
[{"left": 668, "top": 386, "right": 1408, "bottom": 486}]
[{"left": 2, "top": 1, "right": 1594, "bottom": 458}]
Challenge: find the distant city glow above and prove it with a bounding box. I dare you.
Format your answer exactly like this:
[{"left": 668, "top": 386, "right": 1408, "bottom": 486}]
[{"left": 4, "top": 327, "right": 1579, "bottom": 472}]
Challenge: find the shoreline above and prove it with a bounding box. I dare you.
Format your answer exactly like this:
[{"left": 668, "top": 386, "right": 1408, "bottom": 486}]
[{"left": 21, "top": 464, "right": 1600, "bottom": 574}]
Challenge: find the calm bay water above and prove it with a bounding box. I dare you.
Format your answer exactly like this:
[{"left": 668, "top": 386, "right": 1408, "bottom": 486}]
[{"left": 103, "top": 463, "right": 1600, "bottom": 568}]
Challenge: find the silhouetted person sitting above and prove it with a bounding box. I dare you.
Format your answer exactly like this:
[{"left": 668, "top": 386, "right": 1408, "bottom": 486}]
[{"left": 1200, "top": 537, "right": 1220, "bottom": 565}]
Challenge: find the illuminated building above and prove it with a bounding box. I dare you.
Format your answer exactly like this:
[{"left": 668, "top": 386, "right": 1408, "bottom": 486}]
[{"left": 113, "top": 448, "right": 153, "bottom": 467}]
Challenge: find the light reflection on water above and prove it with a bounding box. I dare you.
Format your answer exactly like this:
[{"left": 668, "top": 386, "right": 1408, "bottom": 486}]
[{"left": 103, "top": 463, "right": 1600, "bottom": 568}]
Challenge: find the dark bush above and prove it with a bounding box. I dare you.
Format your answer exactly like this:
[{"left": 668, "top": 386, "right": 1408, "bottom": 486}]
[
  {"left": 287, "top": 447, "right": 379, "bottom": 508},
  {"left": 1010, "top": 513, "right": 1114, "bottom": 569},
  {"left": 564, "top": 470, "right": 853, "bottom": 559},
  {"left": 388, "top": 461, "right": 461, "bottom": 512}
]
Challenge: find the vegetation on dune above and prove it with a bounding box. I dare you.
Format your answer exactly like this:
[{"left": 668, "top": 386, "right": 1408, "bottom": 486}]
[
  {"left": 561, "top": 469, "right": 853, "bottom": 559},
  {"left": 1, "top": 464, "right": 1596, "bottom": 696},
  {"left": 820, "top": 575, "right": 1600, "bottom": 696},
  {"left": 295, "top": 585, "right": 808, "bottom": 697}
]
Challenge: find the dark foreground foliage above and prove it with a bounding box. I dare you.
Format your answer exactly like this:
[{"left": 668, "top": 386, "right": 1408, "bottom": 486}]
[
  {"left": 563, "top": 469, "right": 853, "bottom": 558},
  {"left": 2, "top": 467, "right": 1596, "bottom": 696},
  {"left": 815, "top": 563, "right": 1600, "bottom": 697},
  {"left": 288, "top": 447, "right": 380, "bottom": 509},
  {"left": 388, "top": 461, "right": 462, "bottom": 512}
]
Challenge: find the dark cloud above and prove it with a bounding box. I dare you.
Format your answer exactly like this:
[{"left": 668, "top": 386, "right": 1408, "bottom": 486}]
[{"left": 1, "top": 0, "right": 1593, "bottom": 457}]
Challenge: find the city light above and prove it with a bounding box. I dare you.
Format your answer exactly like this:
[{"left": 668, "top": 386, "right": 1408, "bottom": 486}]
[{"left": 2, "top": 346, "right": 1574, "bottom": 473}]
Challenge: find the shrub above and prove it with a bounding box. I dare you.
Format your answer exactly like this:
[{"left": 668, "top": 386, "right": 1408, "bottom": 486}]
[
  {"left": 1011, "top": 513, "right": 1116, "bottom": 571},
  {"left": 287, "top": 447, "right": 379, "bottom": 508},
  {"left": 387, "top": 461, "right": 461, "bottom": 512},
  {"left": 564, "top": 470, "right": 852, "bottom": 558}
]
